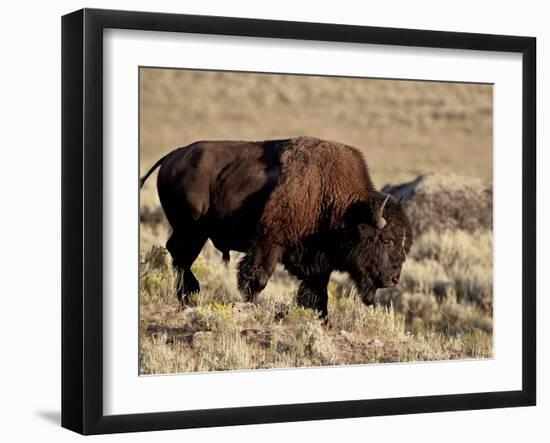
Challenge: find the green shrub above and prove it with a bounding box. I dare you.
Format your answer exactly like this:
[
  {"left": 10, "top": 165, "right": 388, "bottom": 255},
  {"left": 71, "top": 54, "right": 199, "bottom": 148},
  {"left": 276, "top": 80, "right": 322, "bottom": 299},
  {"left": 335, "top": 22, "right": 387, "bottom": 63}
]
[{"left": 142, "top": 245, "right": 170, "bottom": 271}]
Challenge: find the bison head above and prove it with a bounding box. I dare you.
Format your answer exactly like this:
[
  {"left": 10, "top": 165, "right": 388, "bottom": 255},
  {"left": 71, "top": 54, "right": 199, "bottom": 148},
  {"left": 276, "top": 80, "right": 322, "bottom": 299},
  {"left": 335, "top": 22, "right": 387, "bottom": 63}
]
[{"left": 342, "top": 192, "right": 413, "bottom": 305}]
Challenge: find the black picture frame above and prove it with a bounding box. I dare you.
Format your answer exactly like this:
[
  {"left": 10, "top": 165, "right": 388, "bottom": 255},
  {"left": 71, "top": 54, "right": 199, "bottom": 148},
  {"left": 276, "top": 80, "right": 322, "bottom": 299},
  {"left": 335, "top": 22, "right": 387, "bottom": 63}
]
[{"left": 61, "top": 8, "right": 536, "bottom": 435}]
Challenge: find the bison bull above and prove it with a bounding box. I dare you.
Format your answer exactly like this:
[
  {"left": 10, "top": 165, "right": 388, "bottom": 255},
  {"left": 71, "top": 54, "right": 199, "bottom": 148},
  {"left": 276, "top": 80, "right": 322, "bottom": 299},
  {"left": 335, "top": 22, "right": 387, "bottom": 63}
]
[{"left": 140, "top": 136, "right": 412, "bottom": 319}]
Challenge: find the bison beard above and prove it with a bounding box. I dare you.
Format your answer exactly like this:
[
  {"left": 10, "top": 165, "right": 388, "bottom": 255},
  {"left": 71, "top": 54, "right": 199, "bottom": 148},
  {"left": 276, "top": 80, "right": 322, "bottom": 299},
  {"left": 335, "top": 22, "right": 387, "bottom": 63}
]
[{"left": 141, "top": 136, "right": 413, "bottom": 320}]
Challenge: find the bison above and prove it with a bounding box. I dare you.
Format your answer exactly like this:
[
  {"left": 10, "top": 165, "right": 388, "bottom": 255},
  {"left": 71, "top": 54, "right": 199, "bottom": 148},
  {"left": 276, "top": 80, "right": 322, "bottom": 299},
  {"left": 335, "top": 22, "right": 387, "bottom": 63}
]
[{"left": 140, "top": 136, "right": 412, "bottom": 319}]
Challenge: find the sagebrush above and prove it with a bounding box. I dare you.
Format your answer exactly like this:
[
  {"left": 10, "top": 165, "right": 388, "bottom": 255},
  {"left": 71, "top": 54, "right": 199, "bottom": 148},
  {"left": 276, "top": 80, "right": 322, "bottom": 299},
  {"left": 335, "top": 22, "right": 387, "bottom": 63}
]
[{"left": 139, "top": 223, "right": 492, "bottom": 374}]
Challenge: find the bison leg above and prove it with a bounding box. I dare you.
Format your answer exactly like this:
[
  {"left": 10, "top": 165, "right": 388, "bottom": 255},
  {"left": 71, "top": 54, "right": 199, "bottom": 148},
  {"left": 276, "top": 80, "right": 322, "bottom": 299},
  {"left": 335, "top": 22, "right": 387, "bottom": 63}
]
[
  {"left": 166, "top": 230, "right": 207, "bottom": 306},
  {"left": 237, "top": 242, "right": 282, "bottom": 303},
  {"left": 296, "top": 274, "right": 331, "bottom": 320}
]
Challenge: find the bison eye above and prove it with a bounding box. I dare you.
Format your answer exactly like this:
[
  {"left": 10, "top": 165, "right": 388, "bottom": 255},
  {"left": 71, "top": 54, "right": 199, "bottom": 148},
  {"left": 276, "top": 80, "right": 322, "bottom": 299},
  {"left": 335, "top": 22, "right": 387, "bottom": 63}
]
[{"left": 382, "top": 237, "right": 393, "bottom": 246}]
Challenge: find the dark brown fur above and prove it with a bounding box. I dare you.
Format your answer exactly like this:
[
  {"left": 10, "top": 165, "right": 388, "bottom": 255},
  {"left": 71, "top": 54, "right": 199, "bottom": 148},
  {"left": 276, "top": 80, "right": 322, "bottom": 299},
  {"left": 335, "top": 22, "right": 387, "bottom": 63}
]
[{"left": 141, "top": 136, "right": 412, "bottom": 319}]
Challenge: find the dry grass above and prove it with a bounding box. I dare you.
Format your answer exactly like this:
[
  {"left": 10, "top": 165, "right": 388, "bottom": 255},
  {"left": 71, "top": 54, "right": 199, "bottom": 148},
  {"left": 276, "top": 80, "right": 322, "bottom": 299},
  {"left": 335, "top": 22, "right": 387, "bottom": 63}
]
[
  {"left": 139, "top": 68, "right": 493, "bottom": 374},
  {"left": 139, "top": 228, "right": 493, "bottom": 374},
  {"left": 383, "top": 172, "right": 493, "bottom": 236},
  {"left": 140, "top": 69, "right": 492, "bottom": 188}
]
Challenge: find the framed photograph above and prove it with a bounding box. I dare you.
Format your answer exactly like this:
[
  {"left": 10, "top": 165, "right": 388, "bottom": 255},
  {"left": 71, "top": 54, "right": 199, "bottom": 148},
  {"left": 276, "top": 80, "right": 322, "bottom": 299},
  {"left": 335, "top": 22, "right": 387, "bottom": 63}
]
[{"left": 61, "top": 8, "right": 536, "bottom": 435}]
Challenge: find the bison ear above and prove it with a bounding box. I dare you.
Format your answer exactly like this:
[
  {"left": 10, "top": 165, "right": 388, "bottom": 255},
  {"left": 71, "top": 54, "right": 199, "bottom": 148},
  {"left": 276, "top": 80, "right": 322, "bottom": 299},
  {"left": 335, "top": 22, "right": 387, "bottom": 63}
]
[
  {"left": 357, "top": 223, "right": 370, "bottom": 237},
  {"left": 343, "top": 207, "right": 373, "bottom": 239},
  {"left": 344, "top": 198, "right": 387, "bottom": 232}
]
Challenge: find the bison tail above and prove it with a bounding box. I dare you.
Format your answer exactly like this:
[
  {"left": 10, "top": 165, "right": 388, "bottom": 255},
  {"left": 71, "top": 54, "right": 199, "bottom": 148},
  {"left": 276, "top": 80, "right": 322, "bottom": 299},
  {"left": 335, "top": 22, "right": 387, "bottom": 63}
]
[{"left": 139, "top": 153, "right": 170, "bottom": 189}]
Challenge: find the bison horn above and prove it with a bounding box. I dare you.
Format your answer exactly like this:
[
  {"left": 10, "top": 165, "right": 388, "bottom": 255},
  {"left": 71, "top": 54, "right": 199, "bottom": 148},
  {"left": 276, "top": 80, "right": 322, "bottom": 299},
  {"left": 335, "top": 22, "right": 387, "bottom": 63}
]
[{"left": 376, "top": 194, "right": 390, "bottom": 229}]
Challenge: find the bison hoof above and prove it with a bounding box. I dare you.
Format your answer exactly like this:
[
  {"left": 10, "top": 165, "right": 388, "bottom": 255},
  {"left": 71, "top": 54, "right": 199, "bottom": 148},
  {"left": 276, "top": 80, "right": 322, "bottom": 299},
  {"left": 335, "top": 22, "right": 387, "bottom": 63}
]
[
  {"left": 176, "top": 291, "right": 193, "bottom": 309},
  {"left": 175, "top": 271, "right": 200, "bottom": 298},
  {"left": 237, "top": 264, "right": 269, "bottom": 303},
  {"left": 238, "top": 279, "right": 262, "bottom": 304}
]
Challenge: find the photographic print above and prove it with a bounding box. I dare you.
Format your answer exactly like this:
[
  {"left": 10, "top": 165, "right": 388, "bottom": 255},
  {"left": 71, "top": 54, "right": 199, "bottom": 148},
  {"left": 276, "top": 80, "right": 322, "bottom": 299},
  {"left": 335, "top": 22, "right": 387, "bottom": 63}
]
[
  {"left": 62, "top": 10, "right": 535, "bottom": 433},
  {"left": 138, "top": 68, "right": 493, "bottom": 375}
]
